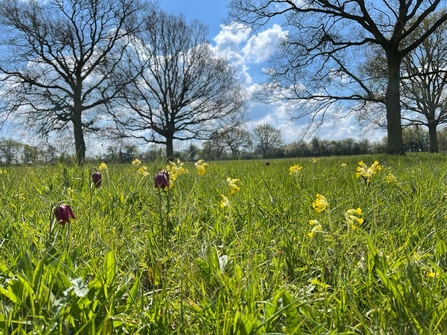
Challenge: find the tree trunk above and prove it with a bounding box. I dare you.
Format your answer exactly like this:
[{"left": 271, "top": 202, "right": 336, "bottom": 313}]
[
  {"left": 428, "top": 120, "right": 439, "bottom": 153},
  {"left": 386, "top": 55, "right": 405, "bottom": 155},
  {"left": 73, "top": 113, "right": 86, "bottom": 165},
  {"left": 165, "top": 135, "right": 174, "bottom": 159}
]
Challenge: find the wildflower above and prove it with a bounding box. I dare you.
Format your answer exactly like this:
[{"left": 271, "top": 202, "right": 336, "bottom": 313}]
[
  {"left": 54, "top": 204, "right": 76, "bottom": 225},
  {"left": 426, "top": 271, "right": 437, "bottom": 279},
  {"left": 413, "top": 252, "right": 422, "bottom": 262},
  {"left": 307, "top": 220, "right": 322, "bottom": 238},
  {"left": 386, "top": 172, "right": 397, "bottom": 183},
  {"left": 195, "top": 159, "right": 208, "bottom": 175},
  {"left": 166, "top": 159, "right": 186, "bottom": 181},
  {"left": 265, "top": 161, "right": 270, "bottom": 166},
  {"left": 341, "top": 163, "right": 347, "bottom": 168},
  {"left": 220, "top": 194, "right": 230, "bottom": 208},
  {"left": 0, "top": 169, "right": 6, "bottom": 174},
  {"left": 98, "top": 162, "right": 108, "bottom": 171},
  {"left": 356, "top": 160, "right": 381, "bottom": 184},
  {"left": 289, "top": 164, "right": 303, "bottom": 175},
  {"left": 154, "top": 171, "right": 169, "bottom": 189},
  {"left": 91, "top": 171, "right": 102, "bottom": 188},
  {"left": 138, "top": 165, "right": 150, "bottom": 177},
  {"left": 345, "top": 208, "right": 364, "bottom": 230},
  {"left": 132, "top": 159, "right": 141, "bottom": 167},
  {"left": 312, "top": 158, "right": 318, "bottom": 164},
  {"left": 227, "top": 177, "right": 241, "bottom": 195},
  {"left": 312, "top": 194, "right": 329, "bottom": 213}
]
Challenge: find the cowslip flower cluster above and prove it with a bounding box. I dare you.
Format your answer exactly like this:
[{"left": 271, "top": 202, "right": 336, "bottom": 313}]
[
  {"left": 356, "top": 160, "right": 381, "bottom": 184},
  {"left": 312, "top": 194, "right": 329, "bottom": 213},
  {"left": 289, "top": 164, "right": 303, "bottom": 175},
  {"left": 195, "top": 159, "right": 208, "bottom": 175},
  {"left": 307, "top": 220, "right": 323, "bottom": 238},
  {"left": 132, "top": 159, "right": 141, "bottom": 167},
  {"left": 131, "top": 158, "right": 150, "bottom": 177},
  {"left": 54, "top": 204, "right": 76, "bottom": 226},
  {"left": 220, "top": 194, "right": 230, "bottom": 208},
  {"left": 227, "top": 177, "right": 241, "bottom": 195},
  {"left": 386, "top": 172, "right": 397, "bottom": 183},
  {"left": 138, "top": 165, "right": 150, "bottom": 177},
  {"left": 345, "top": 208, "right": 364, "bottom": 230},
  {"left": 98, "top": 162, "right": 108, "bottom": 171},
  {"left": 166, "top": 159, "right": 186, "bottom": 186}
]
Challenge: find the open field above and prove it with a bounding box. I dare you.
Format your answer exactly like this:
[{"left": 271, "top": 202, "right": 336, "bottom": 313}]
[{"left": 1, "top": 154, "right": 447, "bottom": 334}]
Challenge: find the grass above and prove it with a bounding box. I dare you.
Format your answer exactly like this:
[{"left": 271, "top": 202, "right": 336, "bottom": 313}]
[{"left": 1, "top": 154, "right": 447, "bottom": 334}]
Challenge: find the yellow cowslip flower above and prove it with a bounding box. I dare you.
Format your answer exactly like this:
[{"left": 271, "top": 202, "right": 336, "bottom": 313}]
[
  {"left": 132, "top": 158, "right": 141, "bottom": 167},
  {"left": 166, "top": 159, "right": 186, "bottom": 181},
  {"left": 309, "top": 219, "right": 320, "bottom": 226},
  {"left": 340, "top": 163, "right": 347, "bottom": 168},
  {"left": 98, "top": 162, "right": 108, "bottom": 171},
  {"left": 356, "top": 160, "right": 381, "bottom": 184},
  {"left": 426, "top": 271, "right": 437, "bottom": 279},
  {"left": 195, "top": 159, "right": 208, "bottom": 175},
  {"left": 386, "top": 172, "right": 397, "bottom": 183},
  {"left": 307, "top": 222, "right": 322, "bottom": 238},
  {"left": 67, "top": 187, "right": 74, "bottom": 195},
  {"left": 227, "top": 177, "right": 241, "bottom": 195},
  {"left": 312, "top": 194, "right": 329, "bottom": 213},
  {"left": 0, "top": 169, "right": 6, "bottom": 174},
  {"left": 312, "top": 158, "right": 318, "bottom": 164},
  {"left": 345, "top": 208, "right": 364, "bottom": 230},
  {"left": 138, "top": 165, "right": 150, "bottom": 177},
  {"left": 289, "top": 164, "right": 303, "bottom": 175},
  {"left": 220, "top": 194, "right": 230, "bottom": 208},
  {"left": 413, "top": 252, "right": 422, "bottom": 262}
]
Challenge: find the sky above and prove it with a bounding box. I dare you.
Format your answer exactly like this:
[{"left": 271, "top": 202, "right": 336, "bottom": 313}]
[
  {"left": 0, "top": 0, "right": 386, "bottom": 156},
  {"left": 159, "top": 0, "right": 387, "bottom": 145}
]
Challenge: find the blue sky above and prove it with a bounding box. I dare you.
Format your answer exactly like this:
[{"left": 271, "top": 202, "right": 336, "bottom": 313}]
[
  {"left": 0, "top": 0, "right": 386, "bottom": 154},
  {"left": 160, "top": 0, "right": 229, "bottom": 37},
  {"left": 158, "top": 0, "right": 386, "bottom": 146}
]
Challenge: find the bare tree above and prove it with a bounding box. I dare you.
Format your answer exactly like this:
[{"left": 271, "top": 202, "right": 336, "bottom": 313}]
[
  {"left": 229, "top": 0, "right": 447, "bottom": 155},
  {"left": 216, "top": 128, "right": 252, "bottom": 159},
  {"left": 360, "top": 14, "right": 447, "bottom": 152},
  {"left": 252, "top": 124, "right": 282, "bottom": 158},
  {"left": 115, "top": 10, "right": 246, "bottom": 158},
  {"left": 400, "top": 17, "right": 447, "bottom": 152},
  {"left": 0, "top": 0, "right": 151, "bottom": 164}
]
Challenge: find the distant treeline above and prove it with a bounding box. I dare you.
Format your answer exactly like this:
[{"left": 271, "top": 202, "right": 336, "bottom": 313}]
[{"left": 2, "top": 126, "right": 446, "bottom": 165}]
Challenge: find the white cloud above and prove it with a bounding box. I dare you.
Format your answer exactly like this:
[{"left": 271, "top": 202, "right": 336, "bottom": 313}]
[
  {"left": 212, "top": 22, "right": 252, "bottom": 56},
  {"left": 242, "top": 24, "right": 287, "bottom": 63}
]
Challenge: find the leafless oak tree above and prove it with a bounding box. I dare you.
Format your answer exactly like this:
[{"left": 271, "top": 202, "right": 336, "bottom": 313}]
[
  {"left": 228, "top": 0, "right": 447, "bottom": 154},
  {"left": 114, "top": 10, "right": 247, "bottom": 158},
  {"left": 0, "top": 0, "right": 151, "bottom": 164},
  {"left": 360, "top": 13, "right": 447, "bottom": 152},
  {"left": 252, "top": 124, "right": 282, "bottom": 158}
]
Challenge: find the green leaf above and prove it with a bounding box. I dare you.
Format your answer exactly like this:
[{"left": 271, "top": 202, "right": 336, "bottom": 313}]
[
  {"left": 126, "top": 276, "right": 140, "bottom": 312},
  {"left": 104, "top": 251, "right": 116, "bottom": 287},
  {"left": 282, "top": 291, "right": 301, "bottom": 333}
]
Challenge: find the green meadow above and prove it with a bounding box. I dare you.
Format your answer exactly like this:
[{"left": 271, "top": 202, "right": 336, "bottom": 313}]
[{"left": 1, "top": 154, "right": 447, "bottom": 334}]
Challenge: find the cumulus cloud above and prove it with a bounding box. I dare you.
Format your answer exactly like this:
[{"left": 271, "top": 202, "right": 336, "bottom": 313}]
[
  {"left": 210, "top": 22, "right": 382, "bottom": 144},
  {"left": 211, "top": 22, "right": 287, "bottom": 86},
  {"left": 212, "top": 23, "right": 252, "bottom": 57},
  {"left": 242, "top": 24, "right": 287, "bottom": 63}
]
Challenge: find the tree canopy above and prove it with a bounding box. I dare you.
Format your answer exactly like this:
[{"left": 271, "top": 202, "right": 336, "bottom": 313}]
[
  {"left": 0, "top": 0, "right": 152, "bottom": 164},
  {"left": 229, "top": 0, "right": 447, "bottom": 154},
  {"left": 113, "top": 10, "right": 247, "bottom": 158}
]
